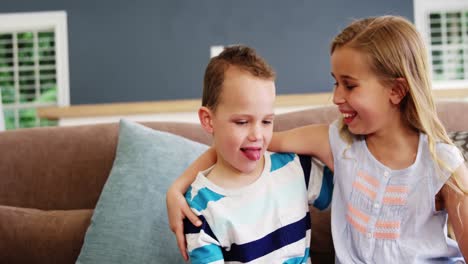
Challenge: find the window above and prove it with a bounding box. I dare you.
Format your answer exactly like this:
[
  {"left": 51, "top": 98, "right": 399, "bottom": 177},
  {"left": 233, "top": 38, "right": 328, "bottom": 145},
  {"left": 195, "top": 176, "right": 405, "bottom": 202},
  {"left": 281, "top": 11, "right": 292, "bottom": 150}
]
[
  {"left": 0, "top": 11, "right": 69, "bottom": 130},
  {"left": 414, "top": 0, "right": 468, "bottom": 89}
]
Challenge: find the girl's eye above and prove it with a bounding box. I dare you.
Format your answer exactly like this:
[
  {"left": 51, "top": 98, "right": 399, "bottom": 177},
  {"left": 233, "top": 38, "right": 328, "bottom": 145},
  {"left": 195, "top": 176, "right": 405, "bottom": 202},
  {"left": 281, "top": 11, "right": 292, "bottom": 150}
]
[
  {"left": 342, "top": 81, "right": 357, "bottom": 90},
  {"left": 262, "top": 120, "right": 273, "bottom": 125},
  {"left": 235, "top": 121, "right": 247, "bottom": 125}
]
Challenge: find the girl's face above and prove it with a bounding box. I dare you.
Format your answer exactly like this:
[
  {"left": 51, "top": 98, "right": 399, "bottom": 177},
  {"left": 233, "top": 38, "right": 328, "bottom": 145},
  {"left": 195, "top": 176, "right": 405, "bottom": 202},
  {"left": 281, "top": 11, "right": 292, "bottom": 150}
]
[{"left": 331, "top": 47, "right": 395, "bottom": 136}]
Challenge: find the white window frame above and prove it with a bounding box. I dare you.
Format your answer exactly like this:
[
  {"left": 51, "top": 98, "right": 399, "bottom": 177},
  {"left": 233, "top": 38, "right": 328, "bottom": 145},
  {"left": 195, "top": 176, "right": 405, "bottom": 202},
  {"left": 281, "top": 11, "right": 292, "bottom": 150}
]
[
  {"left": 0, "top": 92, "right": 4, "bottom": 131},
  {"left": 414, "top": 0, "right": 468, "bottom": 89},
  {"left": 0, "top": 11, "right": 69, "bottom": 130}
]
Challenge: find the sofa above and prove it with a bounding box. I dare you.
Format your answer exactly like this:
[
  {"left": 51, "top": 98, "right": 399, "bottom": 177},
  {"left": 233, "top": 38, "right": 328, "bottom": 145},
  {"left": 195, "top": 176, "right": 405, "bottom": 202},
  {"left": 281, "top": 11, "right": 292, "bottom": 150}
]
[{"left": 1, "top": 101, "right": 467, "bottom": 264}]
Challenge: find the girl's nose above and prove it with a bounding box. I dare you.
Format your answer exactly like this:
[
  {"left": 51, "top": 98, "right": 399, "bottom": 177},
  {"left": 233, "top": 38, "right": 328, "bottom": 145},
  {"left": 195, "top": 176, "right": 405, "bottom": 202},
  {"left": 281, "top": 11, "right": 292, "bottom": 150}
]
[{"left": 332, "top": 85, "right": 345, "bottom": 105}]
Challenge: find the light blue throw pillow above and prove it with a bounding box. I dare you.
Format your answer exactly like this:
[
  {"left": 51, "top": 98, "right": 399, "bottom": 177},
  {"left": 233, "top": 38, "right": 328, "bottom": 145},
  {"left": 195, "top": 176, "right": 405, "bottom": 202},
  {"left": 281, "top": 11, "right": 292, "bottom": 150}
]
[{"left": 77, "top": 119, "right": 208, "bottom": 264}]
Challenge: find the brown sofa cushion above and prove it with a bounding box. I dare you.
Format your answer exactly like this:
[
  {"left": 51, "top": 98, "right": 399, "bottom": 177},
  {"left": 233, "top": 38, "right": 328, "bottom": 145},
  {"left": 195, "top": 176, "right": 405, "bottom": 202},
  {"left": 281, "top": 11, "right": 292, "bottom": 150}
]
[
  {"left": 310, "top": 206, "right": 334, "bottom": 263},
  {"left": 0, "top": 122, "right": 211, "bottom": 211},
  {"left": 0, "top": 205, "right": 92, "bottom": 264}
]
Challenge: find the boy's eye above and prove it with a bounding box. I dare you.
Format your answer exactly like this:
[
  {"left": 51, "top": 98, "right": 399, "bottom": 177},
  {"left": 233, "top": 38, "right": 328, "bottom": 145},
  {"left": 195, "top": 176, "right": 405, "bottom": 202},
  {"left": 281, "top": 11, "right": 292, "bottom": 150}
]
[
  {"left": 235, "top": 120, "right": 247, "bottom": 125},
  {"left": 262, "top": 120, "right": 273, "bottom": 125}
]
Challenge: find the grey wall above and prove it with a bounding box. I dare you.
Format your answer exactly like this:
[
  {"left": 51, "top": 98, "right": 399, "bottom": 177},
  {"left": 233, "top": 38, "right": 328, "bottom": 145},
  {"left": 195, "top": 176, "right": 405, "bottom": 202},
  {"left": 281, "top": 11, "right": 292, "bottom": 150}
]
[{"left": 0, "top": 1, "right": 413, "bottom": 104}]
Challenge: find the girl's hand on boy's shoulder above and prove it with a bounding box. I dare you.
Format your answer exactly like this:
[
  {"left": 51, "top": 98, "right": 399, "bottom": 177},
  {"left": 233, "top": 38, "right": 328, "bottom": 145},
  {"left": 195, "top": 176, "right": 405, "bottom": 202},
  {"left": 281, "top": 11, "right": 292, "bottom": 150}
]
[{"left": 166, "top": 187, "right": 202, "bottom": 261}]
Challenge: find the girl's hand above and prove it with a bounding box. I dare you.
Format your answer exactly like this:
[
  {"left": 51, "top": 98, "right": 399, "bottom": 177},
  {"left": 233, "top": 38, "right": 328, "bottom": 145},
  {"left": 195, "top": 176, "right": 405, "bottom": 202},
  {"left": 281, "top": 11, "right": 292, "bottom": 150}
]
[
  {"left": 165, "top": 147, "right": 217, "bottom": 260},
  {"left": 166, "top": 187, "right": 201, "bottom": 261}
]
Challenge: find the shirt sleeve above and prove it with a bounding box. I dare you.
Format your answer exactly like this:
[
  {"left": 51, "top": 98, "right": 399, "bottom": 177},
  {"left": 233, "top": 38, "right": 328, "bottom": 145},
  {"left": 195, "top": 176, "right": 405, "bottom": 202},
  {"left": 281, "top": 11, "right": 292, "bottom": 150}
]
[
  {"left": 298, "top": 154, "right": 333, "bottom": 210},
  {"left": 432, "top": 142, "right": 465, "bottom": 194},
  {"left": 184, "top": 184, "right": 224, "bottom": 264},
  {"left": 328, "top": 120, "right": 350, "bottom": 183},
  {"left": 184, "top": 214, "right": 224, "bottom": 264},
  {"left": 328, "top": 121, "right": 343, "bottom": 155}
]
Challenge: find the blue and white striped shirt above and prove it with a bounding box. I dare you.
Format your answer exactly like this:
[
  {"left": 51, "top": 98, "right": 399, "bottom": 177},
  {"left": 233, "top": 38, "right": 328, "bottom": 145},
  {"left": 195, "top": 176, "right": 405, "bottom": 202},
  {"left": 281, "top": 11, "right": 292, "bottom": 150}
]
[{"left": 184, "top": 151, "right": 333, "bottom": 264}]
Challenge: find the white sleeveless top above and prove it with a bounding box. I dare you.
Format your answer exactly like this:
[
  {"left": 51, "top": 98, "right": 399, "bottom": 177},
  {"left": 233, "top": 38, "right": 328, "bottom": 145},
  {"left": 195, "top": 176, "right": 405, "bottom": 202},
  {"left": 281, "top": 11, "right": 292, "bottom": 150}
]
[{"left": 329, "top": 121, "right": 465, "bottom": 263}]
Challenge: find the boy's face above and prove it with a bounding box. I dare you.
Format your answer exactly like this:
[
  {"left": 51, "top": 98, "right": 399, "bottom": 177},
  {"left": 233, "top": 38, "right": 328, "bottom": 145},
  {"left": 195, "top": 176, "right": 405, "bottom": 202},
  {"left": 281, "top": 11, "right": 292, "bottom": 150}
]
[{"left": 208, "top": 66, "right": 275, "bottom": 175}]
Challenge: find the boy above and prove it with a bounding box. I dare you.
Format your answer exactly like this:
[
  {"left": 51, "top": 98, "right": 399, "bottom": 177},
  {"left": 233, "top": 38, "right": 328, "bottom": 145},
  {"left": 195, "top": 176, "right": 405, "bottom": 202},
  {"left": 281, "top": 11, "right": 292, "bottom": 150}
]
[{"left": 182, "top": 45, "right": 332, "bottom": 263}]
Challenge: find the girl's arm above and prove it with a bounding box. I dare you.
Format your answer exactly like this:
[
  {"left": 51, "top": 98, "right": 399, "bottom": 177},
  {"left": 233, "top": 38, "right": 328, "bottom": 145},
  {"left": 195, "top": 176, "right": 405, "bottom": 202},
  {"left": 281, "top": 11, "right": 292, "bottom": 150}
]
[
  {"left": 443, "top": 163, "right": 468, "bottom": 260},
  {"left": 166, "top": 147, "right": 217, "bottom": 261},
  {"left": 269, "top": 124, "right": 334, "bottom": 170}
]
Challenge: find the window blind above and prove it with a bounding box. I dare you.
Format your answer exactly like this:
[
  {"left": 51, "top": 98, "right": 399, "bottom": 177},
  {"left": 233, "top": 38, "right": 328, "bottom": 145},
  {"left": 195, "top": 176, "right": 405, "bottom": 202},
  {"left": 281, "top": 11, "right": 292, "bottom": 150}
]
[
  {"left": 0, "top": 30, "right": 58, "bottom": 129},
  {"left": 428, "top": 11, "right": 468, "bottom": 82},
  {"left": 0, "top": 11, "right": 69, "bottom": 130}
]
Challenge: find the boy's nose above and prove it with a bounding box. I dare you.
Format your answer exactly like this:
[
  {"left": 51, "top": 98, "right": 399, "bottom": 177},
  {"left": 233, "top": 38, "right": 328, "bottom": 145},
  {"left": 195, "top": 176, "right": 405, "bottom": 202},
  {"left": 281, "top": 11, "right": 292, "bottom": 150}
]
[{"left": 248, "top": 125, "right": 261, "bottom": 141}]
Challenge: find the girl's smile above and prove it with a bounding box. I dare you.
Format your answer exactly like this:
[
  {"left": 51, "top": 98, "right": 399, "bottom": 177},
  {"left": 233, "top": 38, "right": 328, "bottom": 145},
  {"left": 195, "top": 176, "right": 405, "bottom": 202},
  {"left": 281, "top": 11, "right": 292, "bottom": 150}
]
[{"left": 340, "top": 110, "right": 357, "bottom": 125}]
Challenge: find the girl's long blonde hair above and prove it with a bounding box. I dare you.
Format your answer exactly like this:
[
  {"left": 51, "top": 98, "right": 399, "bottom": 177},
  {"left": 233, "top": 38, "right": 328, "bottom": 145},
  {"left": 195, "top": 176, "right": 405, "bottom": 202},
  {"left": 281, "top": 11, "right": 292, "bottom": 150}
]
[{"left": 330, "top": 15, "right": 467, "bottom": 194}]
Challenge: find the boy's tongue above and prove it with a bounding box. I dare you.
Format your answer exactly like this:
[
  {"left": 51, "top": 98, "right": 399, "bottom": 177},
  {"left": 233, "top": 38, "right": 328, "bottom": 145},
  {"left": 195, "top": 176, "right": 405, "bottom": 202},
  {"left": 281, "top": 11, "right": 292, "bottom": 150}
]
[{"left": 242, "top": 148, "right": 261, "bottom": 161}]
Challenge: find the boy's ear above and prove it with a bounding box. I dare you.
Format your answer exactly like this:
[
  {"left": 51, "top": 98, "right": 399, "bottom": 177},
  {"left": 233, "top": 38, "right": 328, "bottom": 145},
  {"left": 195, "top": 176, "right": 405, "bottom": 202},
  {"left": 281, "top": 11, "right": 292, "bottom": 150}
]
[
  {"left": 198, "top": 106, "right": 214, "bottom": 134},
  {"left": 389, "top": 78, "right": 408, "bottom": 105}
]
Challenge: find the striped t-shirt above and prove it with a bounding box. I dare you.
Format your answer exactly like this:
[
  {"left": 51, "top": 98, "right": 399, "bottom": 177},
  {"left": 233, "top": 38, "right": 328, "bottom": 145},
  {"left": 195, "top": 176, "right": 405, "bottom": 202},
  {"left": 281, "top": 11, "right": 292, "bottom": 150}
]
[{"left": 184, "top": 151, "right": 333, "bottom": 264}]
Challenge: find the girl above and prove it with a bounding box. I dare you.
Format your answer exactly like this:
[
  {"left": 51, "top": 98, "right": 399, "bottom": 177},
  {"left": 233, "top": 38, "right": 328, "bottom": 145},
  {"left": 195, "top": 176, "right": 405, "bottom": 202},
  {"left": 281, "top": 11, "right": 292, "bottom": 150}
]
[{"left": 167, "top": 16, "right": 468, "bottom": 263}]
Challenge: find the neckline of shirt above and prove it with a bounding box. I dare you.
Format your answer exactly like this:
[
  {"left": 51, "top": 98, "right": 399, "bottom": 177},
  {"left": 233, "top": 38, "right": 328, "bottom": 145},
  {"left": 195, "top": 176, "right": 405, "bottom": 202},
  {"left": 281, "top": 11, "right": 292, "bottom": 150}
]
[
  {"left": 195, "top": 152, "right": 272, "bottom": 196},
  {"left": 360, "top": 133, "right": 425, "bottom": 177}
]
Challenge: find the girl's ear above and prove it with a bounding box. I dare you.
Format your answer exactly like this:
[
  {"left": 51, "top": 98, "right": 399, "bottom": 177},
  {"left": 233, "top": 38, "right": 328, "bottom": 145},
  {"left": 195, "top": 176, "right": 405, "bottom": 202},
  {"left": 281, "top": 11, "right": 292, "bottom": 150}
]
[
  {"left": 389, "top": 78, "right": 409, "bottom": 105},
  {"left": 198, "top": 106, "right": 214, "bottom": 134}
]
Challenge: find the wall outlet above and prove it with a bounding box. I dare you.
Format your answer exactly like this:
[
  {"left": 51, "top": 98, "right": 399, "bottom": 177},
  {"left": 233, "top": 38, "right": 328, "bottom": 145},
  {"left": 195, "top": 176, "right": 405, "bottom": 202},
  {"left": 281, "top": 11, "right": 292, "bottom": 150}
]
[{"left": 210, "top": 45, "right": 224, "bottom": 58}]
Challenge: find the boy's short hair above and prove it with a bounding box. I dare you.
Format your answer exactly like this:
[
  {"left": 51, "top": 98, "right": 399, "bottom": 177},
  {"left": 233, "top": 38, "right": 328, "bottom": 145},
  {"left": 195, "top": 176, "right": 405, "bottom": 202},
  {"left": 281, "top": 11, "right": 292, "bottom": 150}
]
[{"left": 202, "top": 45, "right": 276, "bottom": 111}]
